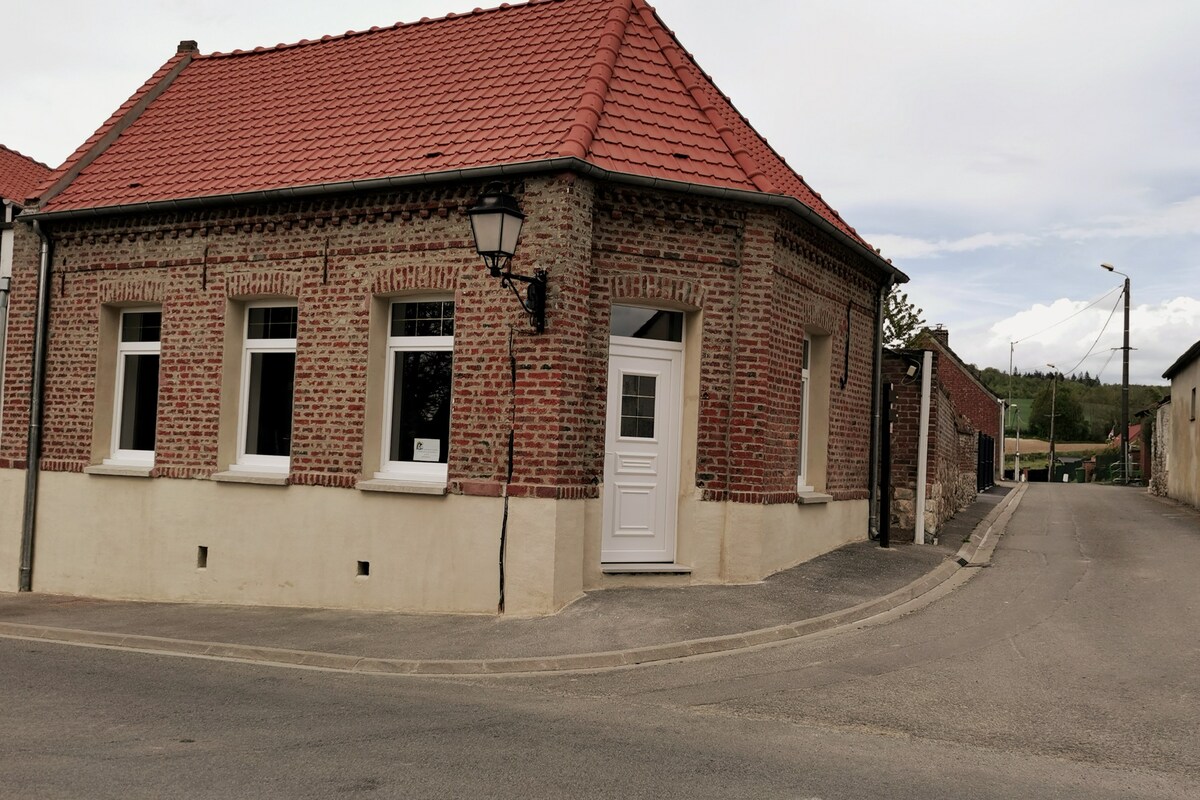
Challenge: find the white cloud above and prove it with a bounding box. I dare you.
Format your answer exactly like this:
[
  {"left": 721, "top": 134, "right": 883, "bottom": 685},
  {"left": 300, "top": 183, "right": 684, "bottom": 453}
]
[
  {"left": 871, "top": 194, "right": 1200, "bottom": 261},
  {"left": 954, "top": 296, "right": 1200, "bottom": 385},
  {"left": 1051, "top": 196, "right": 1200, "bottom": 241},
  {"left": 869, "top": 231, "right": 1037, "bottom": 260}
]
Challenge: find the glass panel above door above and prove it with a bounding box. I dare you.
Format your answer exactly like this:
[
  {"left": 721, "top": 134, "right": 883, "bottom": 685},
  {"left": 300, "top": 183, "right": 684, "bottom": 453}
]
[{"left": 610, "top": 306, "right": 682, "bottom": 342}]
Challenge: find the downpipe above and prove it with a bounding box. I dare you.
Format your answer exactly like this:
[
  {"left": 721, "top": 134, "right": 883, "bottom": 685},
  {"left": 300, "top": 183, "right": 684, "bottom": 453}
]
[
  {"left": 18, "top": 219, "right": 52, "bottom": 592},
  {"left": 867, "top": 278, "right": 892, "bottom": 542}
]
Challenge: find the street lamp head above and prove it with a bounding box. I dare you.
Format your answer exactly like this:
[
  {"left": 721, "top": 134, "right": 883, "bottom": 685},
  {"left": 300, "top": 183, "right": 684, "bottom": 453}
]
[
  {"left": 466, "top": 182, "right": 547, "bottom": 333},
  {"left": 468, "top": 182, "right": 526, "bottom": 277},
  {"left": 1100, "top": 263, "right": 1115, "bottom": 272}
]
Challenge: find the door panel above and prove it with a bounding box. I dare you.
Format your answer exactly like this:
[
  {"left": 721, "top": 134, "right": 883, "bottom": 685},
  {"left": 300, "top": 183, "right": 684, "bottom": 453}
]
[{"left": 602, "top": 341, "right": 682, "bottom": 563}]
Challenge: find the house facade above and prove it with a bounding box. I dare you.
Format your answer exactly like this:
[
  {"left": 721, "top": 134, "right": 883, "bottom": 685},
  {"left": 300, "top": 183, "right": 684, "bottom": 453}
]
[
  {"left": 1, "top": 0, "right": 905, "bottom": 615},
  {"left": 1161, "top": 341, "right": 1200, "bottom": 508},
  {"left": 0, "top": 145, "right": 54, "bottom": 439}
]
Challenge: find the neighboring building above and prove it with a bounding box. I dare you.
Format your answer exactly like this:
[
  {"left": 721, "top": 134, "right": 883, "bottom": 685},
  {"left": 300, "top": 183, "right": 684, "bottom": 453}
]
[
  {"left": 1149, "top": 398, "right": 1171, "bottom": 496},
  {"left": 1162, "top": 341, "right": 1200, "bottom": 508},
  {"left": 0, "top": 145, "right": 54, "bottom": 435},
  {"left": 882, "top": 329, "right": 1002, "bottom": 543},
  {"left": 1, "top": 0, "right": 906, "bottom": 614},
  {"left": 911, "top": 326, "right": 1004, "bottom": 474}
]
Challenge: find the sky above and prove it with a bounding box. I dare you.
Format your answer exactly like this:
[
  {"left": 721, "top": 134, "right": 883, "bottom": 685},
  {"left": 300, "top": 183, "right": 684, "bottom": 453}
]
[{"left": 3, "top": 0, "right": 1198, "bottom": 386}]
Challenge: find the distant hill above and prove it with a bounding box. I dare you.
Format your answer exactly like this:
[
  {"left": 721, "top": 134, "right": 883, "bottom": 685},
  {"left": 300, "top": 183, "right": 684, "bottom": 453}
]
[{"left": 975, "top": 366, "right": 1165, "bottom": 440}]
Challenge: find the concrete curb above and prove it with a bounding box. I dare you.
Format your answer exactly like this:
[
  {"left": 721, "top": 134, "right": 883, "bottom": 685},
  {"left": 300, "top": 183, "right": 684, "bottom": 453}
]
[{"left": 0, "top": 485, "right": 1027, "bottom": 676}]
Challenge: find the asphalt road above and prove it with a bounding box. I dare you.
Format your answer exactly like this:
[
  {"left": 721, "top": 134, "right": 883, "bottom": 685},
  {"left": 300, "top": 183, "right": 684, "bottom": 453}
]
[{"left": 2, "top": 483, "right": 1198, "bottom": 798}]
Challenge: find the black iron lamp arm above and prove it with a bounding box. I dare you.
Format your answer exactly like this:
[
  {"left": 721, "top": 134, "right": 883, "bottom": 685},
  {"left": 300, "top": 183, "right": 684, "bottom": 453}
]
[{"left": 497, "top": 268, "right": 548, "bottom": 333}]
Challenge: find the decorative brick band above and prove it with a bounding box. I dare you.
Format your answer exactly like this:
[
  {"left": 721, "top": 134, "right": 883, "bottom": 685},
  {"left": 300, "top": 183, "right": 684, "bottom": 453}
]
[
  {"left": 289, "top": 471, "right": 358, "bottom": 489},
  {"left": 507, "top": 483, "right": 599, "bottom": 500},
  {"left": 701, "top": 488, "right": 861, "bottom": 504},
  {"left": 371, "top": 263, "right": 461, "bottom": 295},
  {"left": 152, "top": 466, "right": 212, "bottom": 480},
  {"left": 451, "top": 479, "right": 504, "bottom": 497},
  {"left": 99, "top": 276, "right": 165, "bottom": 304},
  {"left": 39, "top": 459, "right": 87, "bottom": 473},
  {"left": 225, "top": 269, "right": 303, "bottom": 298},
  {"left": 609, "top": 273, "right": 706, "bottom": 309}
]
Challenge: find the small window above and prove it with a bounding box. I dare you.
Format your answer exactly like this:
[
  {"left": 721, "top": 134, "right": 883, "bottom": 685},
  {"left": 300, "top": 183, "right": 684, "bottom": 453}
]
[
  {"left": 236, "top": 303, "right": 297, "bottom": 472},
  {"left": 619, "top": 374, "right": 657, "bottom": 439},
  {"left": 1192, "top": 387, "right": 1196, "bottom": 422},
  {"left": 611, "top": 306, "right": 683, "bottom": 342},
  {"left": 106, "top": 309, "right": 161, "bottom": 466},
  {"left": 378, "top": 299, "right": 454, "bottom": 484},
  {"left": 797, "top": 334, "right": 812, "bottom": 492}
]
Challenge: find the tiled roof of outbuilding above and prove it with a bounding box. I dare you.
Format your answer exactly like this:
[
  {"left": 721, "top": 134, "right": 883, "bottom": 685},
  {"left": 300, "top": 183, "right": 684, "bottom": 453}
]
[
  {"left": 0, "top": 145, "right": 53, "bottom": 205},
  {"left": 38, "top": 0, "right": 867, "bottom": 245}
]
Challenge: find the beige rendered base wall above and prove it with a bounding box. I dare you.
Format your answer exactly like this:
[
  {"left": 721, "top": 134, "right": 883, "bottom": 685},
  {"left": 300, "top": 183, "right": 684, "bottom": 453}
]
[
  {"left": 2, "top": 469, "right": 866, "bottom": 614},
  {"left": 583, "top": 493, "right": 868, "bottom": 589},
  {"left": 0, "top": 469, "right": 23, "bottom": 592},
  {"left": 0, "top": 469, "right": 590, "bottom": 616}
]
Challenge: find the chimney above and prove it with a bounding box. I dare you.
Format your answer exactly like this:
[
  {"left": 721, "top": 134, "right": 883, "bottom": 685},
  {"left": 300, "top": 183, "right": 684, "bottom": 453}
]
[
  {"left": 177, "top": 40, "right": 199, "bottom": 55},
  {"left": 929, "top": 325, "right": 949, "bottom": 349}
]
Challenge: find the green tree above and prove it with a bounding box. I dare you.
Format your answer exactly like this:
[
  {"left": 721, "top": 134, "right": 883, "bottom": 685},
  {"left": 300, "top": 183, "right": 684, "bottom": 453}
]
[
  {"left": 1028, "top": 381, "right": 1087, "bottom": 440},
  {"left": 883, "top": 289, "right": 926, "bottom": 348}
]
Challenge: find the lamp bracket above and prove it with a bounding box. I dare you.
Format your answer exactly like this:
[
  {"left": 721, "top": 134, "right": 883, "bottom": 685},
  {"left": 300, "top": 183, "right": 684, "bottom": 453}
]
[{"left": 498, "top": 268, "right": 548, "bottom": 333}]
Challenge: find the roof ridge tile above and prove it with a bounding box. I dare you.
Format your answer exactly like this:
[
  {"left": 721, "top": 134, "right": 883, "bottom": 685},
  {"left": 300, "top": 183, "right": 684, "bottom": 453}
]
[
  {"left": 200, "top": 0, "right": 567, "bottom": 60},
  {"left": 561, "top": 0, "right": 632, "bottom": 160}
]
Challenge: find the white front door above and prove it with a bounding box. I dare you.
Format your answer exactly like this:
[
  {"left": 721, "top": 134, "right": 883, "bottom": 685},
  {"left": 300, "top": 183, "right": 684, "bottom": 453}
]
[{"left": 602, "top": 340, "right": 682, "bottom": 563}]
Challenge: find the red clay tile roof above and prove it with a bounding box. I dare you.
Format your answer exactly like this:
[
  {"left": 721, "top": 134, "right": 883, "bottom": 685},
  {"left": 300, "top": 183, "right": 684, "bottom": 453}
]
[
  {"left": 0, "top": 145, "right": 53, "bottom": 205},
  {"left": 39, "top": 0, "right": 866, "bottom": 244}
]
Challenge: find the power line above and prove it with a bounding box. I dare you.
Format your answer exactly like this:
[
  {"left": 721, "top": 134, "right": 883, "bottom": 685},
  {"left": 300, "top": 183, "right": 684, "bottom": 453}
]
[
  {"left": 1060, "top": 291, "right": 1123, "bottom": 376},
  {"left": 1014, "top": 284, "right": 1122, "bottom": 345}
]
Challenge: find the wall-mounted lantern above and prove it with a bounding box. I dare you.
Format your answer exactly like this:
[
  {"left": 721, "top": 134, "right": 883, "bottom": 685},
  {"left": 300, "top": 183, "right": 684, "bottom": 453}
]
[{"left": 467, "top": 182, "right": 547, "bottom": 333}]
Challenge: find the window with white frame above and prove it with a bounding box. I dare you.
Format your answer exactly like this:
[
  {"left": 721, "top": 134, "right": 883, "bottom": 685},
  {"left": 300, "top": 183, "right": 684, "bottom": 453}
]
[
  {"left": 236, "top": 303, "right": 297, "bottom": 472},
  {"left": 105, "top": 309, "right": 161, "bottom": 466},
  {"left": 797, "top": 334, "right": 812, "bottom": 492},
  {"left": 377, "top": 299, "right": 454, "bottom": 484}
]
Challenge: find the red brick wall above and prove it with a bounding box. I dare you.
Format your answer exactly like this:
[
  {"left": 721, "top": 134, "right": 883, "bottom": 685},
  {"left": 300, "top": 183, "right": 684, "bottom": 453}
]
[
  {"left": 883, "top": 349, "right": 982, "bottom": 537},
  {"left": 2, "top": 173, "right": 888, "bottom": 504},
  {"left": 917, "top": 335, "right": 1002, "bottom": 453}
]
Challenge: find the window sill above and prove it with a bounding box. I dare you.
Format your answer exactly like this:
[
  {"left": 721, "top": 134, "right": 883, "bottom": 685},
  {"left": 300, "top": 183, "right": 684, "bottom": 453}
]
[
  {"left": 796, "top": 491, "right": 834, "bottom": 505},
  {"left": 211, "top": 470, "right": 289, "bottom": 486},
  {"left": 84, "top": 464, "right": 154, "bottom": 478},
  {"left": 357, "top": 479, "right": 448, "bottom": 496}
]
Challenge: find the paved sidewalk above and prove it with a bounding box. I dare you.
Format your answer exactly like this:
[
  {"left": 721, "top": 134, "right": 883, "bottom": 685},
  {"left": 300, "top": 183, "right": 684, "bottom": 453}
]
[{"left": 0, "top": 483, "right": 1025, "bottom": 674}]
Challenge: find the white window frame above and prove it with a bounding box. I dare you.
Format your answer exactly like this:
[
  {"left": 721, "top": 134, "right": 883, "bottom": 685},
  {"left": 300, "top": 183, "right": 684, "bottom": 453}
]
[
  {"left": 104, "top": 307, "right": 161, "bottom": 467},
  {"left": 797, "top": 333, "right": 813, "bottom": 493},
  {"left": 233, "top": 300, "right": 297, "bottom": 474},
  {"left": 376, "top": 297, "right": 454, "bottom": 485}
]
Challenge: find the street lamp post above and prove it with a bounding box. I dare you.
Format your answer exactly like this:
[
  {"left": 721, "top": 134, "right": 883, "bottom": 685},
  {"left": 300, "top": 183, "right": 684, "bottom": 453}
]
[
  {"left": 1101, "top": 264, "right": 1130, "bottom": 483},
  {"left": 1047, "top": 363, "right": 1059, "bottom": 482},
  {"left": 1013, "top": 402, "right": 1021, "bottom": 480}
]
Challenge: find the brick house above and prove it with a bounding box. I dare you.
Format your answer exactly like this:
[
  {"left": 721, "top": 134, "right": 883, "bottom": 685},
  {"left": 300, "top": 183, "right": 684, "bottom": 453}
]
[
  {"left": 0, "top": 145, "right": 54, "bottom": 431},
  {"left": 2, "top": 0, "right": 905, "bottom": 614},
  {"left": 883, "top": 327, "right": 1002, "bottom": 543}
]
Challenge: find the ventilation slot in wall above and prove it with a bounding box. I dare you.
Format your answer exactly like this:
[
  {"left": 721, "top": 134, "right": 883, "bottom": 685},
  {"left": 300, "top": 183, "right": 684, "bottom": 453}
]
[
  {"left": 357, "top": 560, "right": 370, "bottom": 577},
  {"left": 197, "top": 546, "right": 208, "bottom": 569}
]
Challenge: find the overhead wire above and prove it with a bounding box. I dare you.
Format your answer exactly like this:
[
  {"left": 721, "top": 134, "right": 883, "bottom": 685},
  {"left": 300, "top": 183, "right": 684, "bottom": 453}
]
[
  {"left": 1059, "top": 290, "right": 1123, "bottom": 376},
  {"left": 1013, "top": 284, "right": 1122, "bottom": 345}
]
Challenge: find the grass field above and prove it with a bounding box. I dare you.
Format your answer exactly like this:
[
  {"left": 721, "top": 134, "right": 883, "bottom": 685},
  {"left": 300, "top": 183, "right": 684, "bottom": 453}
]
[{"left": 1005, "top": 438, "right": 1109, "bottom": 455}]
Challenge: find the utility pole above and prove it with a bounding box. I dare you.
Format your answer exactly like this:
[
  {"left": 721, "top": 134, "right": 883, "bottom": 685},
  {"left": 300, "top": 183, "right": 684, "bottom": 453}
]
[
  {"left": 1101, "top": 264, "right": 1131, "bottom": 483},
  {"left": 1047, "top": 363, "right": 1059, "bottom": 482}
]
